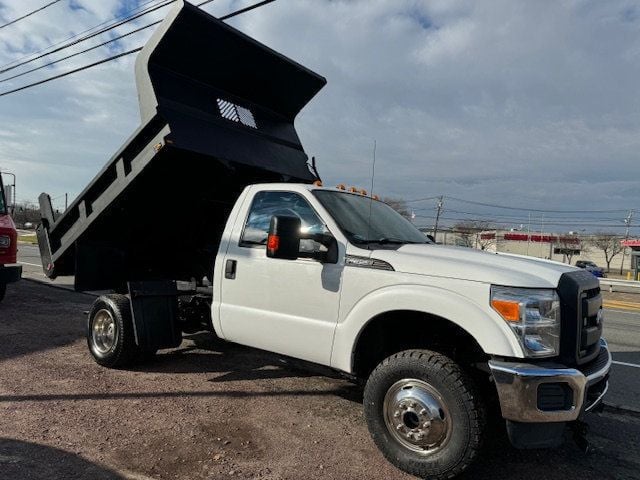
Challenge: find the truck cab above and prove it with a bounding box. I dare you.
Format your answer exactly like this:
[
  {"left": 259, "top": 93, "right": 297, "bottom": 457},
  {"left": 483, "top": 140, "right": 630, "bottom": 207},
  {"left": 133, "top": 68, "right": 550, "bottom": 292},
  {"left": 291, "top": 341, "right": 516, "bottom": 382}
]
[
  {"left": 210, "top": 182, "right": 610, "bottom": 475},
  {"left": 0, "top": 176, "right": 21, "bottom": 302}
]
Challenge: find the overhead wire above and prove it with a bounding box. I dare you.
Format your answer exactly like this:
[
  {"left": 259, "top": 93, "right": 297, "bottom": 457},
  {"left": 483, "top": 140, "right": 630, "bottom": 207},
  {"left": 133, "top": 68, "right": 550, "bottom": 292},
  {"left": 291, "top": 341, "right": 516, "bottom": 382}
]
[
  {"left": 0, "top": 0, "right": 276, "bottom": 98},
  {"left": 0, "top": 48, "right": 141, "bottom": 98},
  {"left": 0, "top": 19, "right": 161, "bottom": 83},
  {"left": 0, "top": 0, "right": 162, "bottom": 71},
  {"left": 0, "top": 0, "right": 64, "bottom": 31},
  {"left": 413, "top": 214, "right": 636, "bottom": 229},
  {"left": 0, "top": 0, "right": 176, "bottom": 76},
  {"left": 444, "top": 195, "right": 630, "bottom": 214},
  {"left": 406, "top": 194, "right": 633, "bottom": 214},
  {"left": 411, "top": 206, "right": 627, "bottom": 222}
]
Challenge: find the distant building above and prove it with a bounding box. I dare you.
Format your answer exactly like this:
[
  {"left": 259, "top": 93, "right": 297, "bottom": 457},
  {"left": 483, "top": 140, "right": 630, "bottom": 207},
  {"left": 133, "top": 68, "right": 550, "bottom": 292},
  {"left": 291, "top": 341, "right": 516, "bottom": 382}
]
[
  {"left": 622, "top": 240, "right": 640, "bottom": 279},
  {"left": 422, "top": 227, "right": 632, "bottom": 272}
]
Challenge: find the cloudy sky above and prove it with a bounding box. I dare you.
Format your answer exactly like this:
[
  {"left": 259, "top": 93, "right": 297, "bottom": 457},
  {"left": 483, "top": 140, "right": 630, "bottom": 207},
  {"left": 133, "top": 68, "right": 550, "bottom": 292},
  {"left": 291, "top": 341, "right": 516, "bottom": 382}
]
[{"left": 0, "top": 0, "right": 639, "bottom": 233}]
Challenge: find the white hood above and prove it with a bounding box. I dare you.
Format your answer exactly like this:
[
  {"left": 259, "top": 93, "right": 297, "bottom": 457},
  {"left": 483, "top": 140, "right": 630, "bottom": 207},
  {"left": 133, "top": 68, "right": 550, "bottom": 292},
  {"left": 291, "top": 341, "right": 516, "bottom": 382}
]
[{"left": 372, "top": 244, "right": 578, "bottom": 288}]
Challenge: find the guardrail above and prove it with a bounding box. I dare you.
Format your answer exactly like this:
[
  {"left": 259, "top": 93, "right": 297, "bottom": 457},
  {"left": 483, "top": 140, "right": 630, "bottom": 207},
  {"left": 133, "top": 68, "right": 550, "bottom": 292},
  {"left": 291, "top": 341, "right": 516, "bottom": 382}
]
[{"left": 600, "top": 278, "right": 640, "bottom": 293}]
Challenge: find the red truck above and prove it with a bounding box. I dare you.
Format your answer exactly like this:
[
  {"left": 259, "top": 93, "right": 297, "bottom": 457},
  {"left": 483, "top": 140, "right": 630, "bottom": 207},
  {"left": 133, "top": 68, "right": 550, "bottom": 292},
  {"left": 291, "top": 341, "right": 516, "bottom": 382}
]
[{"left": 0, "top": 177, "right": 21, "bottom": 302}]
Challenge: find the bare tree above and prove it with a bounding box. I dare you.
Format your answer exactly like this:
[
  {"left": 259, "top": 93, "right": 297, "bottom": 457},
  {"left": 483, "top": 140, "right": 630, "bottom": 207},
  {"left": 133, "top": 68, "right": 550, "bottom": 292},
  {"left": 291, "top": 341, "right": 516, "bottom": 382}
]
[
  {"left": 453, "top": 221, "right": 496, "bottom": 250},
  {"left": 555, "top": 236, "right": 581, "bottom": 264},
  {"left": 586, "top": 233, "right": 624, "bottom": 272},
  {"left": 383, "top": 197, "right": 412, "bottom": 220},
  {"left": 12, "top": 200, "right": 41, "bottom": 227}
]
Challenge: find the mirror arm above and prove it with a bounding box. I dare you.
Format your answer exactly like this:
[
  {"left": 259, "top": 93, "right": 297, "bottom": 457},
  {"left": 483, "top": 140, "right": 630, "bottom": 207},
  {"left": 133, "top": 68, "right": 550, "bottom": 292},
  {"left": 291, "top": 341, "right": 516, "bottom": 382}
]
[{"left": 300, "top": 232, "right": 334, "bottom": 247}]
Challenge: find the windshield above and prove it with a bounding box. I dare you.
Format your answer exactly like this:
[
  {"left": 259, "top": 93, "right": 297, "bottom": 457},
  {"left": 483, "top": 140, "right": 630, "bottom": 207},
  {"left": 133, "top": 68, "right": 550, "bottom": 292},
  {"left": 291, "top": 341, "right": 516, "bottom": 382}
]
[{"left": 313, "top": 190, "right": 428, "bottom": 246}]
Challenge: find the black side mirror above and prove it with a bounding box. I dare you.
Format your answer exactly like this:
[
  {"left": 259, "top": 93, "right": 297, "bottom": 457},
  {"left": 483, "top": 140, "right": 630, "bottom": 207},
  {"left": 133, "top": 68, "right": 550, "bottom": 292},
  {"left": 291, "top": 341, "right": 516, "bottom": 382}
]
[{"left": 267, "top": 215, "right": 301, "bottom": 260}]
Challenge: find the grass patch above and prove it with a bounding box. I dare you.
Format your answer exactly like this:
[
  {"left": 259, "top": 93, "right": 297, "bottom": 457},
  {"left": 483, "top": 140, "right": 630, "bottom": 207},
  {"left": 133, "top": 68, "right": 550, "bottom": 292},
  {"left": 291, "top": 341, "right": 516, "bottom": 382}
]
[{"left": 18, "top": 234, "right": 37, "bottom": 244}]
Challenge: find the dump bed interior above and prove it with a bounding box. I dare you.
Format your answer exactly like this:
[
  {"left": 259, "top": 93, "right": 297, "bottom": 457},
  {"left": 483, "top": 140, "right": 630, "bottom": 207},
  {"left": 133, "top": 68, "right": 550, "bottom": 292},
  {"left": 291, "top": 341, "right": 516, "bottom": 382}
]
[{"left": 37, "top": 0, "right": 326, "bottom": 291}]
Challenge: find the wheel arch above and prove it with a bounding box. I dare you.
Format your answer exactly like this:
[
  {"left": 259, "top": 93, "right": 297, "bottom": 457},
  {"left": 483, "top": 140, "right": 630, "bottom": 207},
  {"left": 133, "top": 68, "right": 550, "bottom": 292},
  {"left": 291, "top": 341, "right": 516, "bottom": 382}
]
[{"left": 330, "top": 284, "right": 523, "bottom": 375}]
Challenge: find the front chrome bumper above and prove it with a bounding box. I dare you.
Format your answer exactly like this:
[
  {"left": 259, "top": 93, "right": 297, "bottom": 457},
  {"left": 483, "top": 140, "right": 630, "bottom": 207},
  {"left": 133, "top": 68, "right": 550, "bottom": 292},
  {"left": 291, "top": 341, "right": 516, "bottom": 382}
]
[{"left": 488, "top": 339, "right": 611, "bottom": 423}]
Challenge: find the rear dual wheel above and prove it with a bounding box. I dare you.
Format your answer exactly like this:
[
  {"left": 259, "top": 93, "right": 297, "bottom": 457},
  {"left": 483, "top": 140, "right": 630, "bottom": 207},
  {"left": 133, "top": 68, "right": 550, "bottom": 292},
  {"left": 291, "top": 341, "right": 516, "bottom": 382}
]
[
  {"left": 364, "top": 350, "right": 485, "bottom": 480},
  {"left": 87, "top": 294, "right": 156, "bottom": 368}
]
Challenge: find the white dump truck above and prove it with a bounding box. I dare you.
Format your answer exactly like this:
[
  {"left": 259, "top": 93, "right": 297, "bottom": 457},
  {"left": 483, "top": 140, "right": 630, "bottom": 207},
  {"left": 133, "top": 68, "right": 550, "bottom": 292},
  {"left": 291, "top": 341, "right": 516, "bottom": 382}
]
[{"left": 37, "top": 2, "right": 610, "bottom": 478}]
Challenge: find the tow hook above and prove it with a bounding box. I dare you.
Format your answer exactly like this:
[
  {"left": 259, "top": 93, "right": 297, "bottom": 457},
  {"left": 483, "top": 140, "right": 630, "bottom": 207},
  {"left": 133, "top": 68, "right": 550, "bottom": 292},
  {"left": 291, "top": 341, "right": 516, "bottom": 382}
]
[{"left": 571, "top": 420, "right": 591, "bottom": 454}]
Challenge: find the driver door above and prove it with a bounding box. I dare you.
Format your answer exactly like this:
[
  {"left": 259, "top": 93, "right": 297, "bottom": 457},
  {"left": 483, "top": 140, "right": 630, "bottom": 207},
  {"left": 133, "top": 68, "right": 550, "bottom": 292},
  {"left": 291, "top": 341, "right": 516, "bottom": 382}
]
[{"left": 219, "top": 190, "right": 343, "bottom": 365}]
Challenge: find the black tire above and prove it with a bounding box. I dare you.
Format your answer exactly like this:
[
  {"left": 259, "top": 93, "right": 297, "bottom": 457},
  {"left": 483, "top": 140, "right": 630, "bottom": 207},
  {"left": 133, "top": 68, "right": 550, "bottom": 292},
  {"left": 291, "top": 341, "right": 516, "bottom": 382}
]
[
  {"left": 363, "top": 350, "right": 485, "bottom": 480},
  {"left": 87, "top": 294, "right": 140, "bottom": 368},
  {"left": 0, "top": 283, "right": 6, "bottom": 303}
]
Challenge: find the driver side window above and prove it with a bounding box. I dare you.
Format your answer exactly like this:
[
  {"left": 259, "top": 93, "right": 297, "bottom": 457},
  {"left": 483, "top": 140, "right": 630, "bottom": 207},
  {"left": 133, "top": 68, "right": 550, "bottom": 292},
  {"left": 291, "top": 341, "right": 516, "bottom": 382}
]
[{"left": 240, "top": 191, "right": 327, "bottom": 253}]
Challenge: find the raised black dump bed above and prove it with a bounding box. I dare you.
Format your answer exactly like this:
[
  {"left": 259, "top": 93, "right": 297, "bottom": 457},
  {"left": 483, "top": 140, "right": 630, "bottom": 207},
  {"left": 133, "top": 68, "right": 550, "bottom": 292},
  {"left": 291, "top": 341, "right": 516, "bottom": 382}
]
[{"left": 37, "top": 0, "right": 325, "bottom": 292}]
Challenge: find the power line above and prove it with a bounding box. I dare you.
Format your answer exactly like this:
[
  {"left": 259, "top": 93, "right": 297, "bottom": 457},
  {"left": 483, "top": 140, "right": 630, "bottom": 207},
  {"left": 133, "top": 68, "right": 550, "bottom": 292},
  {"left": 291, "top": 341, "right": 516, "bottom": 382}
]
[
  {"left": 0, "top": 0, "right": 162, "bottom": 72},
  {"left": 0, "top": 0, "right": 176, "bottom": 76},
  {"left": 219, "top": 0, "right": 275, "bottom": 19},
  {"left": 0, "top": 0, "right": 275, "bottom": 98},
  {"left": 417, "top": 207, "right": 629, "bottom": 223},
  {"left": 0, "top": 0, "right": 63, "bottom": 31},
  {"left": 405, "top": 195, "right": 442, "bottom": 203},
  {"left": 445, "top": 195, "right": 630, "bottom": 214},
  {"left": 407, "top": 194, "right": 634, "bottom": 214},
  {"left": 413, "top": 214, "right": 638, "bottom": 229},
  {"left": 0, "top": 48, "right": 141, "bottom": 98},
  {"left": 0, "top": 23, "right": 152, "bottom": 84}
]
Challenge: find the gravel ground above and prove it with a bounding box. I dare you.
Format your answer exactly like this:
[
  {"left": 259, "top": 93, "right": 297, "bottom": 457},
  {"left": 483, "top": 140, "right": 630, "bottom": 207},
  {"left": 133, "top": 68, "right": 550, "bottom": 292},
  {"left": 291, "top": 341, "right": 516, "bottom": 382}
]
[{"left": 1, "top": 280, "right": 639, "bottom": 480}]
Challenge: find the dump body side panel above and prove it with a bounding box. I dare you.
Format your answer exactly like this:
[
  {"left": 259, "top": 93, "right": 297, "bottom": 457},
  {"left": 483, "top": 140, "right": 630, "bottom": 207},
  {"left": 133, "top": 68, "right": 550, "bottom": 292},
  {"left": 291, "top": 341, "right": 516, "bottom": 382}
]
[{"left": 37, "top": 1, "right": 326, "bottom": 291}]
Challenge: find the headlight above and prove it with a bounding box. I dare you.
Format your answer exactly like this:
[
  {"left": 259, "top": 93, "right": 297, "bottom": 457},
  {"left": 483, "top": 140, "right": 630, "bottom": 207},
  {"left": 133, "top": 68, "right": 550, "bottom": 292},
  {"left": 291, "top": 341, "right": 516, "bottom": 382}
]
[
  {"left": 0, "top": 235, "right": 10, "bottom": 248},
  {"left": 490, "top": 286, "right": 561, "bottom": 358}
]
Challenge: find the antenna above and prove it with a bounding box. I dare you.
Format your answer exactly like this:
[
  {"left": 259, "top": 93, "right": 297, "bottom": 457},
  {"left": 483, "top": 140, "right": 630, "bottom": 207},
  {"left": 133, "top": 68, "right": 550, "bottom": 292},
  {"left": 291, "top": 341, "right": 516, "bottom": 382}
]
[{"left": 366, "top": 140, "right": 377, "bottom": 243}]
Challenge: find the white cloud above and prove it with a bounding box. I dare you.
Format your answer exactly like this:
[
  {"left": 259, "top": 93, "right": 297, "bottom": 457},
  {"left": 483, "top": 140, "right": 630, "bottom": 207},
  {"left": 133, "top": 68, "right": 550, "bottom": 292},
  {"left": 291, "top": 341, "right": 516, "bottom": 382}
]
[{"left": 0, "top": 0, "right": 638, "bottom": 230}]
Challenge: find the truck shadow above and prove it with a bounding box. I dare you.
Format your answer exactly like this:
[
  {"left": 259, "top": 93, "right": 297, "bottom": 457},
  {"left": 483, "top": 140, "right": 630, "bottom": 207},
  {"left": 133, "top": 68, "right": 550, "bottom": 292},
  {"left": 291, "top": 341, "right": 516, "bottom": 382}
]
[
  {"left": 0, "top": 438, "right": 124, "bottom": 480},
  {"left": 134, "top": 331, "right": 355, "bottom": 385}
]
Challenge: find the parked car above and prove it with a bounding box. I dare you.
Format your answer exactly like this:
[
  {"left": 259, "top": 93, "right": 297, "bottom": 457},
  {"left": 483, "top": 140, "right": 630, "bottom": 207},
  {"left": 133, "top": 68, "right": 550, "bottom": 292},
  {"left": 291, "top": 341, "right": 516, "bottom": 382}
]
[
  {"left": 0, "top": 177, "right": 21, "bottom": 302},
  {"left": 575, "top": 260, "right": 606, "bottom": 278}
]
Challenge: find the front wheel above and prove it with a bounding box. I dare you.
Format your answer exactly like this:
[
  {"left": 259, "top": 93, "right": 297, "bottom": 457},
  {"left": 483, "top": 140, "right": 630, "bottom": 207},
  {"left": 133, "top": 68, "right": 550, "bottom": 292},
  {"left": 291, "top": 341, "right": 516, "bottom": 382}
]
[{"left": 363, "top": 350, "right": 485, "bottom": 480}]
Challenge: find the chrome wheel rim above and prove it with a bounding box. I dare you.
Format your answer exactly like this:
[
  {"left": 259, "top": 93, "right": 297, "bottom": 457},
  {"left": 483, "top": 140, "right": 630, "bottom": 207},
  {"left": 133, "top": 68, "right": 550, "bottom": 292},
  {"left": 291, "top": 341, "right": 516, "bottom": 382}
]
[
  {"left": 383, "top": 379, "right": 453, "bottom": 455},
  {"left": 91, "top": 309, "right": 117, "bottom": 354}
]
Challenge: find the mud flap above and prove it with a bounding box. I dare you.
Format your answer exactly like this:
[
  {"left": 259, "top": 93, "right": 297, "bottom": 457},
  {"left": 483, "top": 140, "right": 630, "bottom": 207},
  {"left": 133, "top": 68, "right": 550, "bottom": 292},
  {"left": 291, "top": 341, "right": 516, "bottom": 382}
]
[{"left": 128, "top": 281, "right": 182, "bottom": 350}]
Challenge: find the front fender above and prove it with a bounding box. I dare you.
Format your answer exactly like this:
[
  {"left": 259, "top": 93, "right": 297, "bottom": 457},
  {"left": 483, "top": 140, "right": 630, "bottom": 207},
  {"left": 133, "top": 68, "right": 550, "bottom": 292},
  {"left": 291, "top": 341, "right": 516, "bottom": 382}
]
[{"left": 330, "top": 284, "right": 524, "bottom": 374}]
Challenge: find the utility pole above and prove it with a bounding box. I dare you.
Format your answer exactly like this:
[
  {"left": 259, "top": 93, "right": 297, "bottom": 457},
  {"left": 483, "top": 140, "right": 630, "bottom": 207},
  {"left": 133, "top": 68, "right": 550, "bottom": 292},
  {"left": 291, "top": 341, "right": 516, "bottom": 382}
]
[
  {"left": 65, "top": 193, "right": 68, "bottom": 210},
  {"left": 433, "top": 196, "right": 444, "bottom": 239},
  {"left": 620, "top": 210, "right": 634, "bottom": 275},
  {"left": 526, "top": 213, "right": 531, "bottom": 255}
]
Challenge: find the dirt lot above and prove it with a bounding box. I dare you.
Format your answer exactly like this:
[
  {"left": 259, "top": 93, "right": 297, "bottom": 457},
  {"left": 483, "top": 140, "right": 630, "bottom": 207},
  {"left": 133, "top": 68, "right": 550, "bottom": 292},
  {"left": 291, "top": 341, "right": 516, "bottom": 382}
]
[{"left": 1, "top": 280, "right": 639, "bottom": 480}]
